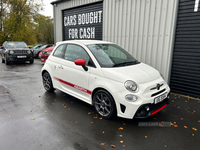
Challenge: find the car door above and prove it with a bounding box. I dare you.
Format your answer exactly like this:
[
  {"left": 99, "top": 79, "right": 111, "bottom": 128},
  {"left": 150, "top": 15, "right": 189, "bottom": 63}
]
[
  {"left": 49, "top": 44, "right": 66, "bottom": 89},
  {"left": 56, "top": 44, "right": 92, "bottom": 103}
]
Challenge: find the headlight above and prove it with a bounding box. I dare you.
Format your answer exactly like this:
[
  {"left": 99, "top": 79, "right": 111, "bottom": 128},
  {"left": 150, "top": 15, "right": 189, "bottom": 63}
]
[
  {"left": 10, "top": 50, "right": 14, "bottom": 54},
  {"left": 124, "top": 80, "right": 138, "bottom": 92},
  {"left": 27, "top": 50, "right": 31, "bottom": 54}
]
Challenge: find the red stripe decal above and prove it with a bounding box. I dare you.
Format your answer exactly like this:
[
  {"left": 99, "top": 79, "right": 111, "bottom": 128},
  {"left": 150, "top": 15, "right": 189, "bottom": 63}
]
[
  {"left": 54, "top": 77, "right": 92, "bottom": 95},
  {"left": 151, "top": 104, "right": 167, "bottom": 116}
]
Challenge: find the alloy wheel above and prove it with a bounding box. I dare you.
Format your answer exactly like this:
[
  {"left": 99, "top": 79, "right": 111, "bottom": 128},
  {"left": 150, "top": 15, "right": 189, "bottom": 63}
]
[{"left": 94, "top": 91, "right": 113, "bottom": 118}]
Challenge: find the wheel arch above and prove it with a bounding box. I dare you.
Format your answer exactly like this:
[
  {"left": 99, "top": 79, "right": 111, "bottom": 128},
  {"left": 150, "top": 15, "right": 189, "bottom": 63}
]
[
  {"left": 41, "top": 67, "right": 53, "bottom": 76},
  {"left": 91, "top": 87, "right": 117, "bottom": 119},
  {"left": 91, "top": 87, "right": 116, "bottom": 107},
  {"left": 41, "top": 69, "right": 55, "bottom": 92},
  {"left": 41, "top": 69, "right": 55, "bottom": 87},
  {"left": 41, "top": 69, "right": 48, "bottom": 76}
]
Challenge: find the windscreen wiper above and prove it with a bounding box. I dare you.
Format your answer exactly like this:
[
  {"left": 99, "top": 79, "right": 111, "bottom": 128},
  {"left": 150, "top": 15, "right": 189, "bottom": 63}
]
[{"left": 113, "top": 61, "right": 135, "bottom": 67}]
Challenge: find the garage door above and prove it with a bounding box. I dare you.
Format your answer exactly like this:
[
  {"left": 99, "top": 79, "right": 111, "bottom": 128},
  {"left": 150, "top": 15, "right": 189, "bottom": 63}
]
[
  {"left": 170, "top": 0, "right": 200, "bottom": 98},
  {"left": 62, "top": 2, "right": 103, "bottom": 41}
]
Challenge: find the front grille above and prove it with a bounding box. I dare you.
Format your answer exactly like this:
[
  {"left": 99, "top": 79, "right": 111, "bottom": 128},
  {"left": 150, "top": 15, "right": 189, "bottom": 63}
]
[
  {"left": 151, "top": 89, "right": 166, "bottom": 97},
  {"left": 150, "top": 84, "right": 164, "bottom": 90},
  {"left": 41, "top": 56, "right": 48, "bottom": 59},
  {"left": 14, "top": 50, "right": 28, "bottom": 54}
]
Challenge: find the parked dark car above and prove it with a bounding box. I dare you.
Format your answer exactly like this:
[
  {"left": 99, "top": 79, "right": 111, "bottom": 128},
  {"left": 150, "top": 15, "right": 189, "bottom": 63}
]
[
  {"left": 1, "top": 41, "right": 34, "bottom": 65},
  {"left": 31, "top": 44, "right": 43, "bottom": 50},
  {"left": 33, "top": 44, "right": 53, "bottom": 58}
]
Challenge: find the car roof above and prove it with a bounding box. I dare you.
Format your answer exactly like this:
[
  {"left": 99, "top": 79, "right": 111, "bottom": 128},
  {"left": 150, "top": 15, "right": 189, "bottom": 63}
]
[
  {"left": 6, "top": 41, "right": 25, "bottom": 43},
  {"left": 56, "top": 40, "right": 113, "bottom": 46}
]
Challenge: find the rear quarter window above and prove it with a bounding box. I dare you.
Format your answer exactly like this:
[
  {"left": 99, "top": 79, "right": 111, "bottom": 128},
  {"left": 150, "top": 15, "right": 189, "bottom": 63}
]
[{"left": 53, "top": 45, "right": 65, "bottom": 58}]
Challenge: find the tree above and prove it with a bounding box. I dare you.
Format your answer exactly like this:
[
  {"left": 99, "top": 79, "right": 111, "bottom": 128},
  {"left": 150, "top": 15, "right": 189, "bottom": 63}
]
[
  {"left": 0, "top": 0, "right": 8, "bottom": 43},
  {"left": 4, "top": 0, "right": 44, "bottom": 44},
  {"left": 35, "top": 15, "right": 54, "bottom": 44},
  {"left": 0, "top": 0, "right": 9, "bottom": 29},
  {"left": 0, "top": 0, "right": 54, "bottom": 45}
]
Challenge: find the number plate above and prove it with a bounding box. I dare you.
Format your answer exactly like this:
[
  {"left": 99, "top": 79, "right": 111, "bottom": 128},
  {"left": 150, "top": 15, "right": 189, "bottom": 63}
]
[
  {"left": 17, "top": 56, "right": 26, "bottom": 58},
  {"left": 154, "top": 93, "right": 167, "bottom": 104}
]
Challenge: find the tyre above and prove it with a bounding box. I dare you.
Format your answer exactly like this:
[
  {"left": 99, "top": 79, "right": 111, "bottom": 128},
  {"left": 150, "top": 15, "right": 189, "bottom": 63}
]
[
  {"left": 93, "top": 90, "right": 116, "bottom": 119},
  {"left": 30, "top": 59, "right": 34, "bottom": 64},
  {"left": 5, "top": 58, "right": 10, "bottom": 65},
  {"left": 2, "top": 58, "right": 5, "bottom": 63},
  {"left": 42, "top": 72, "right": 55, "bottom": 92}
]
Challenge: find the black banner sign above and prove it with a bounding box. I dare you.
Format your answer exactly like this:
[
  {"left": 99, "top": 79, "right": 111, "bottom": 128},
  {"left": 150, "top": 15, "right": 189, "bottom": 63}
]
[{"left": 62, "top": 2, "right": 103, "bottom": 40}]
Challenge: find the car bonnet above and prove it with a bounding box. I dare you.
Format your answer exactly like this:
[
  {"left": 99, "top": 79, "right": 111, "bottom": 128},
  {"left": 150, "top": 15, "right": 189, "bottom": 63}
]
[{"left": 101, "top": 63, "right": 161, "bottom": 84}]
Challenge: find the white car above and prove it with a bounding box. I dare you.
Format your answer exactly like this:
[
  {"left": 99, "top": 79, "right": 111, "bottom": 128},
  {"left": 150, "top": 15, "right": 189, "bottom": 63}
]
[{"left": 41, "top": 40, "right": 170, "bottom": 119}]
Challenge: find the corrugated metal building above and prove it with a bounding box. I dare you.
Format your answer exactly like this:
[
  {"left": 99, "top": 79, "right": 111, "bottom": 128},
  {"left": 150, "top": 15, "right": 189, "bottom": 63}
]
[
  {"left": 51, "top": 0, "right": 200, "bottom": 98},
  {"left": 170, "top": 0, "right": 200, "bottom": 98}
]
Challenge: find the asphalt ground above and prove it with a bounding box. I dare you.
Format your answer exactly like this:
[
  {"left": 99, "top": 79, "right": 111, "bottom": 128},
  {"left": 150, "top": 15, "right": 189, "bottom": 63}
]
[{"left": 0, "top": 58, "right": 200, "bottom": 150}]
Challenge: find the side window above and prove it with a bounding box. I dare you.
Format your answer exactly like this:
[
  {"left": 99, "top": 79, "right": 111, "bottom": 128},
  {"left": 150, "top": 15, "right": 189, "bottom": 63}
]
[
  {"left": 64, "top": 44, "right": 90, "bottom": 65},
  {"left": 2, "top": 42, "right": 6, "bottom": 47},
  {"left": 53, "top": 45, "right": 64, "bottom": 58}
]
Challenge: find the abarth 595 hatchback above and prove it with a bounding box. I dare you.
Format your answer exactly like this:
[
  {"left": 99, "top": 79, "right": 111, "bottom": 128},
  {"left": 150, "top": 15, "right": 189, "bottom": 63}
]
[{"left": 41, "top": 40, "right": 170, "bottom": 119}]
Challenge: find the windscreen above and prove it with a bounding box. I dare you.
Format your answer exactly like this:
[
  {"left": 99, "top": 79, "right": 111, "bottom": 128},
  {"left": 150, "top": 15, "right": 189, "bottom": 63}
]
[
  {"left": 6, "top": 42, "right": 28, "bottom": 48},
  {"left": 87, "top": 44, "right": 138, "bottom": 68}
]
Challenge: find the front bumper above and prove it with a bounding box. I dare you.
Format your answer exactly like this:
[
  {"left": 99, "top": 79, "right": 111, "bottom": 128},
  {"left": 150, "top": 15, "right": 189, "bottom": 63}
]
[
  {"left": 134, "top": 97, "right": 170, "bottom": 118},
  {"left": 6, "top": 54, "right": 33, "bottom": 62},
  {"left": 41, "top": 58, "right": 47, "bottom": 62},
  {"left": 34, "top": 50, "right": 41, "bottom": 57},
  {"left": 113, "top": 77, "right": 170, "bottom": 119},
  {"left": 34, "top": 53, "right": 38, "bottom": 57},
  {"left": 40, "top": 55, "right": 49, "bottom": 63}
]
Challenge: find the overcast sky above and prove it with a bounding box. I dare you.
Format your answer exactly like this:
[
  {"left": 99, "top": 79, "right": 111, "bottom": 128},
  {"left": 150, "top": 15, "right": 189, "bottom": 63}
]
[{"left": 41, "top": 0, "right": 54, "bottom": 18}]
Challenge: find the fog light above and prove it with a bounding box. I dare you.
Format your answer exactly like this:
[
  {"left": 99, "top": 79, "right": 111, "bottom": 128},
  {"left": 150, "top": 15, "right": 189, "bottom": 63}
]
[
  {"left": 145, "top": 106, "right": 150, "bottom": 111},
  {"left": 125, "top": 94, "right": 137, "bottom": 102}
]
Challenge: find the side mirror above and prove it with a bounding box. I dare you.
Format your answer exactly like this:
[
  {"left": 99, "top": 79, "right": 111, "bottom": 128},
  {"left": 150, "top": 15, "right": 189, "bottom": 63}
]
[{"left": 74, "top": 59, "right": 88, "bottom": 71}]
